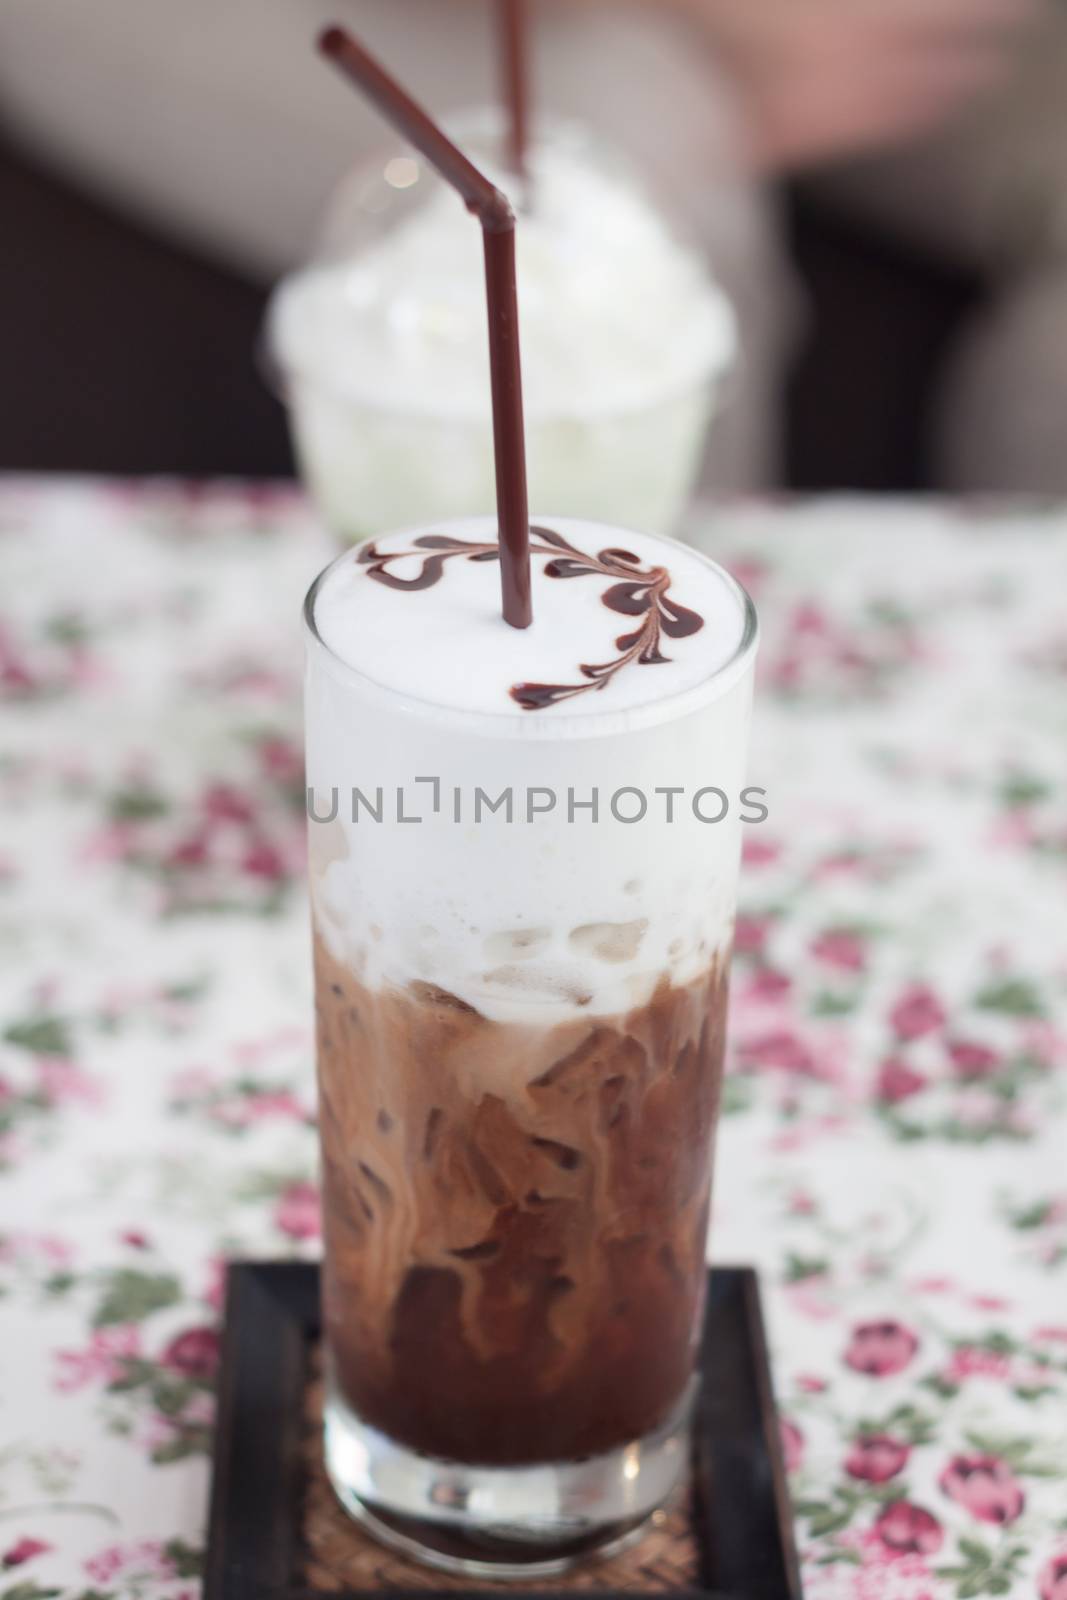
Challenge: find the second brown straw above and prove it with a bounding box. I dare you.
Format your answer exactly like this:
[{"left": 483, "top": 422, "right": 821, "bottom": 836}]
[{"left": 498, "top": 0, "right": 529, "bottom": 180}]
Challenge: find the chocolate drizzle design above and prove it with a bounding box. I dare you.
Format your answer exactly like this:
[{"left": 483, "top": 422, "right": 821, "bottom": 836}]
[{"left": 357, "top": 524, "right": 705, "bottom": 709}]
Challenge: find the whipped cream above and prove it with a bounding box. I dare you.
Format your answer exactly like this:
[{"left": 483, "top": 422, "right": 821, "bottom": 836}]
[
  {"left": 305, "top": 519, "right": 756, "bottom": 1022},
  {"left": 271, "top": 121, "right": 735, "bottom": 421}
]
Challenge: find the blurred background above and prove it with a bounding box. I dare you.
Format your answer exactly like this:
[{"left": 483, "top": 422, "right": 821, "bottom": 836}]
[{"left": 1, "top": 0, "right": 1064, "bottom": 495}]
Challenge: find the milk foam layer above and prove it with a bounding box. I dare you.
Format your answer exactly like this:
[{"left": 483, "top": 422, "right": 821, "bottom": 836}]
[
  {"left": 271, "top": 123, "right": 734, "bottom": 421},
  {"left": 312, "top": 517, "right": 749, "bottom": 720},
  {"left": 305, "top": 520, "right": 756, "bottom": 1023}
]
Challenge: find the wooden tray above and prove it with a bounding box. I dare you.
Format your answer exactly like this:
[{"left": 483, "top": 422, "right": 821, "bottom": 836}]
[{"left": 204, "top": 1263, "right": 802, "bottom": 1600}]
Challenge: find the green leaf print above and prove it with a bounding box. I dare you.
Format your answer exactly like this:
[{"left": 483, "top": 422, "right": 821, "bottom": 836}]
[
  {"left": 999, "top": 772, "right": 1052, "bottom": 807},
  {"left": 3, "top": 1016, "right": 72, "bottom": 1057},
  {"left": 936, "top": 1540, "right": 1027, "bottom": 1599},
  {"left": 107, "top": 784, "right": 169, "bottom": 822},
  {"left": 974, "top": 978, "right": 1045, "bottom": 1017},
  {"left": 1007, "top": 1200, "right": 1055, "bottom": 1230},
  {"left": 92, "top": 1269, "right": 181, "bottom": 1327},
  {"left": 784, "top": 1253, "right": 830, "bottom": 1283},
  {"left": 811, "top": 991, "right": 859, "bottom": 1016},
  {"left": 162, "top": 1539, "right": 203, "bottom": 1578}
]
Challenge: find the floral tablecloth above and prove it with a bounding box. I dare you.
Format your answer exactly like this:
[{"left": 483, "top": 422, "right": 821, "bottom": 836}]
[{"left": 1, "top": 479, "right": 1066, "bottom": 1600}]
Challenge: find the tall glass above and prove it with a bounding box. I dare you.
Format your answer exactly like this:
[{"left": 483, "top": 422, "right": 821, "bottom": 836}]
[{"left": 304, "top": 527, "right": 757, "bottom": 1577}]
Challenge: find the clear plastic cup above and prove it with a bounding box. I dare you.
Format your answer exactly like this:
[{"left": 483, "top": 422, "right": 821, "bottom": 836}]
[{"left": 267, "top": 115, "right": 736, "bottom": 542}]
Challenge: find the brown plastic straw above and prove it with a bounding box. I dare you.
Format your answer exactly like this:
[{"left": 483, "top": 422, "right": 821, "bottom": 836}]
[
  {"left": 497, "top": 0, "right": 529, "bottom": 180},
  {"left": 319, "top": 26, "right": 532, "bottom": 629}
]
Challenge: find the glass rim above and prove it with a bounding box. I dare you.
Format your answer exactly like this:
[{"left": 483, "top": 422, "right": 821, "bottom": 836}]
[{"left": 303, "top": 520, "right": 759, "bottom": 742}]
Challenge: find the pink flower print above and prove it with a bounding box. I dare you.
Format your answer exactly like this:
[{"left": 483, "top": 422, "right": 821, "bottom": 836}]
[
  {"left": 785, "top": 1279, "right": 838, "bottom": 1321},
  {"left": 739, "top": 1029, "right": 817, "bottom": 1076},
  {"left": 844, "top": 1319, "right": 919, "bottom": 1376},
  {"left": 873, "top": 1501, "right": 943, "bottom": 1557},
  {"left": 796, "top": 1373, "right": 826, "bottom": 1393},
  {"left": 162, "top": 1326, "right": 220, "bottom": 1380},
  {"left": 769, "top": 656, "right": 802, "bottom": 693},
  {"left": 767, "top": 659, "right": 799, "bottom": 697},
  {"left": 946, "top": 1039, "right": 1000, "bottom": 1081},
  {"left": 205, "top": 1075, "right": 309, "bottom": 1130},
  {"left": 143, "top": 1387, "right": 215, "bottom": 1454},
  {"left": 30, "top": 978, "right": 60, "bottom": 1012},
  {"left": 889, "top": 985, "right": 946, "bottom": 1041},
  {"left": 939, "top": 1453, "right": 1024, "bottom": 1525},
  {"left": 3, "top": 1537, "right": 51, "bottom": 1567},
  {"left": 36, "top": 1058, "right": 103, "bottom": 1107},
  {"left": 741, "top": 967, "right": 792, "bottom": 1003},
  {"left": 1020, "top": 1021, "right": 1067, "bottom": 1071},
  {"left": 203, "top": 1256, "right": 227, "bottom": 1311},
  {"left": 54, "top": 1325, "right": 141, "bottom": 1391},
  {"left": 792, "top": 600, "right": 830, "bottom": 637},
  {"left": 741, "top": 835, "right": 781, "bottom": 868},
  {"left": 989, "top": 810, "right": 1038, "bottom": 848},
  {"left": 258, "top": 736, "right": 303, "bottom": 784},
  {"left": 141, "top": 1389, "right": 215, "bottom": 1455},
  {"left": 876, "top": 1057, "right": 927, "bottom": 1105},
  {"left": 231, "top": 1026, "right": 308, "bottom": 1070},
  {"left": 181, "top": 1387, "right": 216, "bottom": 1427},
  {"left": 846, "top": 1434, "right": 910, "bottom": 1483},
  {"left": 1039, "top": 1550, "right": 1067, "bottom": 1600},
  {"left": 727, "top": 556, "right": 768, "bottom": 595},
  {"left": 951, "top": 1086, "right": 1024, "bottom": 1139},
  {"left": 0, "top": 663, "right": 34, "bottom": 696},
  {"left": 202, "top": 783, "right": 255, "bottom": 824},
  {"left": 204, "top": 661, "right": 288, "bottom": 695},
  {"left": 0, "top": 626, "right": 35, "bottom": 694},
  {"left": 121, "top": 1228, "right": 150, "bottom": 1249},
  {"left": 779, "top": 1417, "right": 804, "bottom": 1473},
  {"left": 241, "top": 838, "right": 287, "bottom": 881},
  {"left": 1, "top": 1233, "right": 73, "bottom": 1267},
  {"left": 812, "top": 847, "right": 862, "bottom": 880},
  {"left": 84, "top": 1540, "right": 176, "bottom": 1584},
  {"left": 68, "top": 646, "right": 107, "bottom": 690},
  {"left": 170, "top": 1065, "right": 218, "bottom": 1105},
  {"left": 242, "top": 1089, "right": 307, "bottom": 1125},
  {"left": 275, "top": 1180, "right": 321, "bottom": 1240},
  {"left": 734, "top": 913, "right": 771, "bottom": 956},
  {"left": 80, "top": 819, "right": 139, "bottom": 864},
  {"left": 811, "top": 929, "right": 867, "bottom": 972},
  {"left": 167, "top": 829, "right": 212, "bottom": 869},
  {"left": 944, "top": 1345, "right": 1012, "bottom": 1384}
]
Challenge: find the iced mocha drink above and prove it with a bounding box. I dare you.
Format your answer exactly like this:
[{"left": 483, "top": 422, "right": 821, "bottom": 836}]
[{"left": 304, "top": 516, "right": 756, "bottom": 1574}]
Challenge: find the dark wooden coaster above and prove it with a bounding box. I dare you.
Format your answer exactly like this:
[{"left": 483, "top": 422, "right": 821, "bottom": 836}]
[{"left": 205, "top": 1264, "right": 802, "bottom": 1600}]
